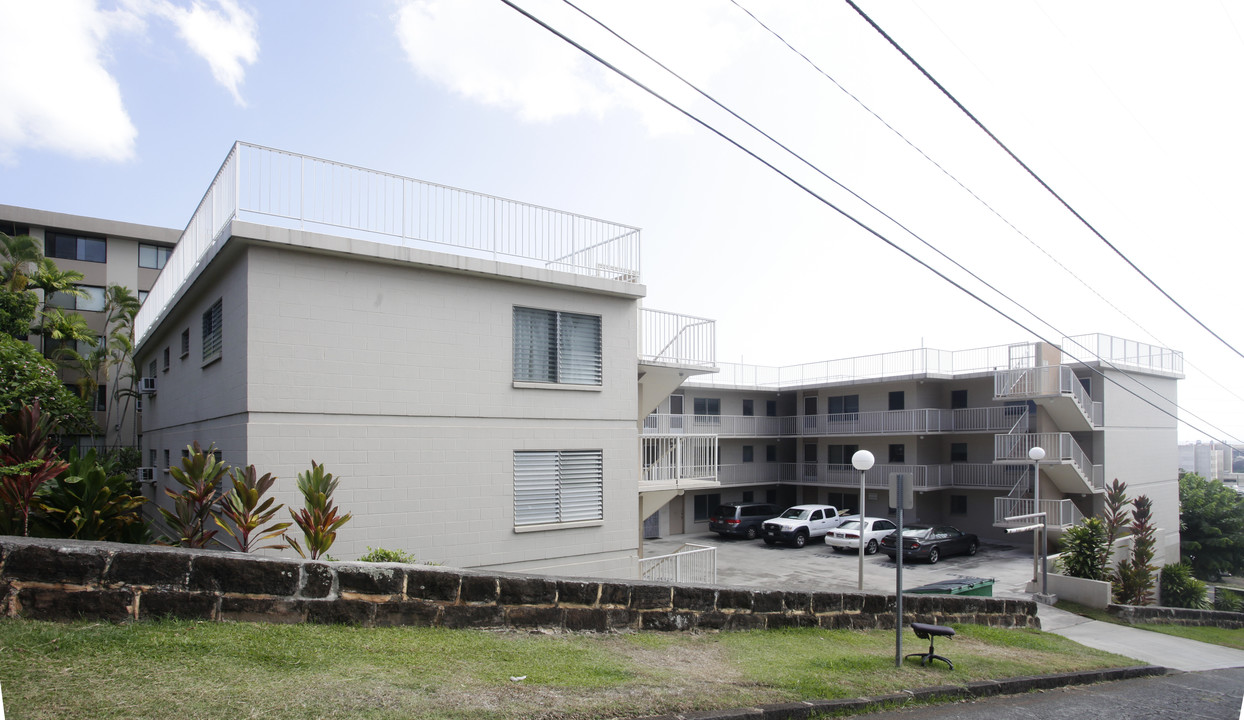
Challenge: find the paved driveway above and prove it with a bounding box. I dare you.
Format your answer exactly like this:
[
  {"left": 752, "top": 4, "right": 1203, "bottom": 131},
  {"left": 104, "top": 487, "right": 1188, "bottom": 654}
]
[{"left": 644, "top": 531, "right": 1041, "bottom": 598}]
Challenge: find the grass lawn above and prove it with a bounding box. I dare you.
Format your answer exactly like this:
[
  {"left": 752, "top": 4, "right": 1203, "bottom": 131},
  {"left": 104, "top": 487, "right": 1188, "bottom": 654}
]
[
  {"left": 0, "top": 619, "right": 1139, "bottom": 720},
  {"left": 1055, "top": 599, "right": 1244, "bottom": 651}
]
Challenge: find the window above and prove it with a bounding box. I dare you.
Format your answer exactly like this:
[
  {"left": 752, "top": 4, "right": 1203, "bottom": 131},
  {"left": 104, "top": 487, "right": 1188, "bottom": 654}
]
[
  {"left": 513, "top": 450, "right": 603, "bottom": 526},
  {"left": 889, "top": 391, "right": 905, "bottom": 411},
  {"left": 48, "top": 285, "right": 106, "bottom": 312},
  {"left": 804, "top": 443, "right": 818, "bottom": 462},
  {"left": 950, "top": 495, "right": 968, "bottom": 515},
  {"left": 202, "top": 299, "right": 223, "bottom": 362},
  {"left": 804, "top": 396, "right": 817, "bottom": 415},
  {"left": 693, "top": 493, "right": 721, "bottom": 522},
  {"left": 45, "top": 233, "right": 106, "bottom": 263},
  {"left": 765, "top": 445, "right": 777, "bottom": 462},
  {"left": 92, "top": 384, "right": 106, "bottom": 412},
  {"left": 765, "top": 489, "right": 777, "bottom": 504},
  {"left": 951, "top": 443, "right": 968, "bottom": 463},
  {"left": 693, "top": 397, "right": 720, "bottom": 425},
  {"left": 951, "top": 390, "right": 968, "bottom": 409},
  {"left": 45, "top": 336, "right": 97, "bottom": 358},
  {"left": 766, "top": 400, "right": 777, "bottom": 417},
  {"left": 827, "top": 395, "right": 860, "bottom": 414},
  {"left": 138, "top": 243, "right": 171, "bottom": 269},
  {"left": 162, "top": 347, "right": 170, "bottom": 371},
  {"left": 138, "top": 290, "right": 149, "bottom": 303},
  {"left": 148, "top": 449, "right": 156, "bottom": 466},
  {"left": 1079, "top": 376, "right": 1091, "bottom": 394},
  {"left": 827, "top": 444, "right": 859, "bottom": 464},
  {"left": 180, "top": 329, "right": 190, "bottom": 358},
  {"left": 889, "top": 444, "right": 905, "bottom": 463},
  {"left": 742, "top": 490, "right": 754, "bottom": 503},
  {"left": 148, "top": 359, "right": 157, "bottom": 378},
  {"left": 742, "top": 445, "right": 754, "bottom": 463},
  {"left": 163, "top": 449, "right": 170, "bottom": 468},
  {"left": 742, "top": 399, "right": 754, "bottom": 417},
  {"left": 513, "top": 307, "right": 602, "bottom": 385}
]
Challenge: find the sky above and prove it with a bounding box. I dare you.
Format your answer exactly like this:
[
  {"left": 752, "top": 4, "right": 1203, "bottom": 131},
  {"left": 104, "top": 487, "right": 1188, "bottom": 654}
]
[{"left": 1, "top": 0, "right": 1242, "bottom": 444}]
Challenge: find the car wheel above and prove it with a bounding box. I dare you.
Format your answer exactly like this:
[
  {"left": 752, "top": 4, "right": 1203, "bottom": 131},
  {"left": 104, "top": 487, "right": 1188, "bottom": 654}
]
[
  {"left": 968, "top": 542, "right": 978, "bottom": 556},
  {"left": 745, "top": 527, "right": 758, "bottom": 541},
  {"left": 928, "top": 548, "right": 940, "bottom": 564},
  {"left": 793, "top": 532, "right": 807, "bottom": 548},
  {"left": 866, "top": 539, "right": 878, "bottom": 555},
  {"left": 763, "top": 537, "right": 776, "bottom": 546}
]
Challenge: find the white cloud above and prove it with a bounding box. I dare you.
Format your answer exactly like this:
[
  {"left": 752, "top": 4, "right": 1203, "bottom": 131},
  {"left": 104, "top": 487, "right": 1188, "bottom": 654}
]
[
  {"left": 0, "top": 0, "right": 139, "bottom": 162},
  {"left": 141, "top": 0, "right": 259, "bottom": 106}
]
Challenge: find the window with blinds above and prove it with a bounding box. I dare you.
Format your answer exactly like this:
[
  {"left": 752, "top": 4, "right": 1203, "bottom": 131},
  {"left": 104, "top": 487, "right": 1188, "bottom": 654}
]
[
  {"left": 513, "top": 307, "right": 602, "bottom": 385},
  {"left": 202, "top": 299, "right": 223, "bottom": 362},
  {"left": 514, "top": 450, "right": 604, "bottom": 526}
]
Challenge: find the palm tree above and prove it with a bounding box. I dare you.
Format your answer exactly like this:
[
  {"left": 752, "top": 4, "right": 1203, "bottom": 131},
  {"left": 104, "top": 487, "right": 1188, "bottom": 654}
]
[{"left": 0, "top": 232, "right": 42, "bottom": 292}]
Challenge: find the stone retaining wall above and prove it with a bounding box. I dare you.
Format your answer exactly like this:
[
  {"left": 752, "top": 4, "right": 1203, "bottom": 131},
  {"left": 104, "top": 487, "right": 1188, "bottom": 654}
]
[
  {"left": 1108, "top": 603, "right": 1244, "bottom": 629},
  {"left": 0, "top": 537, "right": 1038, "bottom": 631}
]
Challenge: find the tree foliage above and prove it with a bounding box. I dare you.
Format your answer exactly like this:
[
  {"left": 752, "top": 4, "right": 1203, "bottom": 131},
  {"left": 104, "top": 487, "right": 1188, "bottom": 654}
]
[
  {"left": 0, "top": 335, "right": 95, "bottom": 435},
  {"left": 1058, "top": 516, "right": 1109, "bottom": 580},
  {"left": 1159, "top": 562, "right": 1208, "bottom": 609},
  {"left": 1113, "top": 494, "right": 1158, "bottom": 606},
  {"left": 1179, "top": 472, "right": 1244, "bottom": 580},
  {"left": 37, "top": 448, "right": 148, "bottom": 543}
]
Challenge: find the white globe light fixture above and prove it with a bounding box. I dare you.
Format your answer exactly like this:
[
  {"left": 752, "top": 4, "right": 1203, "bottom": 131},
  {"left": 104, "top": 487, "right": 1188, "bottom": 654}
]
[
  {"left": 1028, "top": 446, "right": 1046, "bottom": 462},
  {"left": 851, "top": 450, "right": 875, "bottom": 590},
  {"left": 1028, "top": 445, "right": 1047, "bottom": 596}
]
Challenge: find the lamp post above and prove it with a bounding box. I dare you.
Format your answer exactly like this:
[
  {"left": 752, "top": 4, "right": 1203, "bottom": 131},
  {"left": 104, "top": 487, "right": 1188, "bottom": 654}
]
[
  {"left": 1028, "top": 445, "right": 1046, "bottom": 595},
  {"left": 851, "top": 449, "right": 875, "bottom": 592}
]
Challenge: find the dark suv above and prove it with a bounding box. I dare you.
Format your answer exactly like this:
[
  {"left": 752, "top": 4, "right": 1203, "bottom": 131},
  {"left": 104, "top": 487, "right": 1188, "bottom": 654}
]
[{"left": 709, "top": 503, "right": 779, "bottom": 540}]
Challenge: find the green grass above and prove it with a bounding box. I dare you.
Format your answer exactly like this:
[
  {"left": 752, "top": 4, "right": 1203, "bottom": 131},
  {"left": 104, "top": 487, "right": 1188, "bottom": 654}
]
[{"left": 0, "top": 619, "right": 1140, "bottom": 720}]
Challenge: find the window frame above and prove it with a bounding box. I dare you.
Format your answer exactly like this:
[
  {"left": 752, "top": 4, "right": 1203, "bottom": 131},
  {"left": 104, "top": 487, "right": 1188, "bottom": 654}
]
[
  {"left": 45, "top": 232, "right": 106, "bottom": 263},
  {"left": 513, "top": 449, "right": 604, "bottom": 530},
  {"left": 202, "top": 299, "right": 223, "bottom": 364},
  {"left": 512, "top": 307, "right": 603, "bottom": 387},
  {"left": 138, "top": 243, "right": 172, "bottom": 270}
]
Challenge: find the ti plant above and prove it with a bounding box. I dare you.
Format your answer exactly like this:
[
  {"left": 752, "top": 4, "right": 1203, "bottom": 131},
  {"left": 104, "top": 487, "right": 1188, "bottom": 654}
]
[
  {"left": 0, "top": 400, "right": 69, "bottom": 536},
  {"left": 216, "top": 465, "right": 291, "bottom": 553},
  {"left": 38, "top": 448, "right": 148, "bottom": 543},
  {"left": 1113, "top": 494, "right": 1158, "bottom": 606},
  {"left": 158, "top": 442, "right": 228, "bottom": 549},
  {"left": 286, "top": 461, "right": 351, "bottom": 560}
]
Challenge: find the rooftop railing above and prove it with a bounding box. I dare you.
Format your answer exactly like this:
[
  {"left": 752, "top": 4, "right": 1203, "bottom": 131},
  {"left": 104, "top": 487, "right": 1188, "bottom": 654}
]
[
  {"left": 640, "top": 308, "right": 716, "bottom": 370},
  {"left": 1063, "top": 334, "right": 1184, "bottom": 376},
  {"left": 136, "top": 142, "right": 642, "bottom": 345}
]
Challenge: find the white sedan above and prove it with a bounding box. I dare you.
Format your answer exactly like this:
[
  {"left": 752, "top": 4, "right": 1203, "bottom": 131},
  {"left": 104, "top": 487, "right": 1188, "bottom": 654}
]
[{"left": 825, "top": 517, "right": 899, "bottom": 555}]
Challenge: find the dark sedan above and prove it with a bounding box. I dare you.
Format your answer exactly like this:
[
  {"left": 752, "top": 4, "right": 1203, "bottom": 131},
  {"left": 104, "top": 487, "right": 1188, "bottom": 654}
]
[{"left": 880, "top": 525, "right": 978, "bottom": 564}]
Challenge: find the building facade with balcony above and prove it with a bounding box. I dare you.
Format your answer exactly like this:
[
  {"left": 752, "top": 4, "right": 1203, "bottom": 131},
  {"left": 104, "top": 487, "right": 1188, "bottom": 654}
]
[
  {"left": 644, "top": 336, "right": 1184, "bottom": 565},
  {"left": 0, "top": 204, "right": 180, "bottom": 451},
  {"left": 132, "top": 143, "right": 715, "bottom": 577}
]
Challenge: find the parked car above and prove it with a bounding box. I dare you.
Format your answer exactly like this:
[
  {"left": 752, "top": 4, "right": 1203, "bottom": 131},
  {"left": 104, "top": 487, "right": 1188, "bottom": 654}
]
[
  {"left": 879, "top": 525, "right": 979, "bottom": 564},
  {"left": 708, "top": 503, "right": 779, "bottom": 540},
  {"left": 761, "top": 504, "right": 849, "bottom": 548},
  {"left": 825, "top": 517, "right": 898, "bottom": 555}
]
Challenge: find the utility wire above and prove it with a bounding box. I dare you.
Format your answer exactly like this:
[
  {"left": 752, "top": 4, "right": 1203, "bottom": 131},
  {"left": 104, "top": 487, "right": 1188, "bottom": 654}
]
[
  {"left": 727, "top": 0, "right": 1244, "bottom": 413},
  {"left": 497, "top": 0, "right": 1241, "bottom": 444},
  {"left": 843, "top": 0, "right": 1244, "bottom": 363}
]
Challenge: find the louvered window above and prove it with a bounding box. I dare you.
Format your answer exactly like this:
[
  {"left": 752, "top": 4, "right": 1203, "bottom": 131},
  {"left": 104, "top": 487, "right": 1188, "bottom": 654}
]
[
  {"left": 514, "top": 450, "right": 604, "bottom": 526},
  {"left": 513, "top": 307, "right": 601, "bottom": 385},
  {"left": 202, "top": 299, "right": 222, "bottom": 362}
]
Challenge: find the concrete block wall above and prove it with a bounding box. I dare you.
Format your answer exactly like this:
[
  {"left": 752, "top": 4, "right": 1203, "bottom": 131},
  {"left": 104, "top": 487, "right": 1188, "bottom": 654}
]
[{"left": 0, "top": 538, "right": 1039, "bottom": 631}]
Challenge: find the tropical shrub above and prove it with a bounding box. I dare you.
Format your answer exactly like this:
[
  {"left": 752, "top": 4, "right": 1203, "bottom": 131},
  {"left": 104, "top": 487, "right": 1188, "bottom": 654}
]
[
  {"left": 1058, "top": 517, "right": 1109, "bottom": 580},
  {"left": 1214, "top": 586, "right": 1244, "bottom": 613},
  {"left": 0, "top": 334, "right": 95, "bottom": 435},
  {"left": 359, "top": 546, "right": 418, "bottom": 564},
  {"left": 1113, "top": 494, "right": 1157, "bottom": 606},
  {"left": 37, "top": 448, "right": 148, "bottom": 543},
  {"left": 216, "top": 465, "right": 291, "bottom": 553},
  {"left": 158, "top": 443, "right": 229, "bottom": 548},
  {"left": 1159, "top": 563, "right": 1208, "bottom": 609},
  {"left": 286, "top": 461, "right": 351, "bottom": 560},
  {"left": 0, "top": 401, "right": 70, "bottom": 536},
  {"left": 1101, "top": 478, "right": 1129, "bottom": 570}
]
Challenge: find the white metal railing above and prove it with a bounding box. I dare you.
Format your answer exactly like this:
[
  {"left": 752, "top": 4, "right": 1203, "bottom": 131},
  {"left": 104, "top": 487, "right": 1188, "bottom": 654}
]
[
  {"left": 639, "top": 543, "right": 716, "bottom": 584},
  {"left": 718, "top": 462, "right": 1023, "bottom": 490},
  {"left": 994, "top": 497, "right": 1085, "bottom": 528},
  {"left": 717, "top": 463, "right": 785, "bottom": 485},
  {"left": 993, "top": 365, "right": 1101, "bottom": 427},
  {"left": 136, "top": 142, "right": 642, "bottom": 346},
  {"left": 640, "top": 308, "right": 716, "bottom": 369},
  {"left": 994, "top": 432, "right": 1103, "bottom": 491},
  {"left": 1063, "top": 334, "right": 1184, "bottom": 376},
  {"left": 641, "top": 435, "right": 718, "bottom": 485},
  {"left": 642, "top": 406, "right": 1021, "bottom": 437}
]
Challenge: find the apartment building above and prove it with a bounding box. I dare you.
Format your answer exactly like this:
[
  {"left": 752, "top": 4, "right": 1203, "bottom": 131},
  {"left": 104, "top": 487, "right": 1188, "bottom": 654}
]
[
  {"left": 643, "top": 336, "right": 1185, "bottom": 565},
  {"left": 132, "top": 143, "right": 715, "bottom": 576},
  {"left": 1178, "top": 441, "right": 1235, "bottom": 481},
  {"left": 0, "top": 204, "right": 179, "bottom": 450}
]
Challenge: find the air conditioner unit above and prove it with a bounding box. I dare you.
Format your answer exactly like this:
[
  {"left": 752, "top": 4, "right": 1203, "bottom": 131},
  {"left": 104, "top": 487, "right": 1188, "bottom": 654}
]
[
  {"left": 135, "top": 397, "right": 144, "bottom": 413},
  {"left": 137, "top": 467, "right": 156, "bottom": 483},
  {"left": 139, "top": 377, "right": 156, "bottom": 394}
]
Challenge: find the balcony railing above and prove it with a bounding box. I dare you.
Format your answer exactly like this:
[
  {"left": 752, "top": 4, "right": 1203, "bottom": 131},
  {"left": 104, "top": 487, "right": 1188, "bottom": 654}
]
[
  {"left": 640, "top": 308, "right": 716, "bottom": 370},
  {"left": 641, "top": 435, "right": 718, "bottom": 485},
  {"left": 642, "top": 406, "right": 1025, "bottom": 438},
  {"left": 994, "top": 497, "right": 1085, "bottom": 528},
  {"left": 136, "top": 142, "right": 642, "bottom": 346},
  {"left": 994, "top": 365, "right": 1103, "bottom": 426},
  {"left": 714, "top": 462, "right": 1022, "bottom": 489},
  {"left": 994, "top": 432, "right": 1103, "bottom": 491}
]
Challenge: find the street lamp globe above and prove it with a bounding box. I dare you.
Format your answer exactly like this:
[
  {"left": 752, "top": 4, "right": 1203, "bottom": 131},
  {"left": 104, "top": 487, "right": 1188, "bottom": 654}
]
[
  {"left": 852, "top": 449, "right": 875, "bottom": 471},
  {"left": 1028, "top": 446, "right": 1046, "bottom": 462}
]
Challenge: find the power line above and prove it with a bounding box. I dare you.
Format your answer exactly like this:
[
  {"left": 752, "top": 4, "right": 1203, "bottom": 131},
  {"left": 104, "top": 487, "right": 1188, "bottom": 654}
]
[
  {"left": 495, "top": 0, "right": 1244, "bottom": 445},
  {"left": 843, "top": 0, "right": 1244, "bottom": 363}
]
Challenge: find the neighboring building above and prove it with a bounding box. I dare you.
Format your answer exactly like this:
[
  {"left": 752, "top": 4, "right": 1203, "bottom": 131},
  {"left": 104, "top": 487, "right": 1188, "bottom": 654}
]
[
  {"left": 0, "top": 204, "right": 179, "bottom": 451},
  {"left": 133, "top": 143, "right": 715, "bottom": 576},
  {"left": 1178, "top": 441, "right": 1234, "bottom": 481},
  {"left": 644, "top": 336, "right": 1185, "bottom": 565}
]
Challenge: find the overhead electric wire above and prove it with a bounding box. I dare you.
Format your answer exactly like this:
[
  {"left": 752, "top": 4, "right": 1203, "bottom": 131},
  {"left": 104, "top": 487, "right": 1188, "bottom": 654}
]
[
  {"left": 843, "top": 0, "right": 1244, "bottom": 363},
  {"left": 496, "top": 0, "right": 1241, "bottom": 445},
  {"left": 726, "top": 0, "right": 1244, "bottom": 413}
]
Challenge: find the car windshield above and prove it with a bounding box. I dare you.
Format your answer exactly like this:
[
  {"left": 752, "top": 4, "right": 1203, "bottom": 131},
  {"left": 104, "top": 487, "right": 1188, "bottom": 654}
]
[
  {"left": 901, "top": 526, "right": 932, "bottom": 538},
  {"left": 779, "top": 508, "right": 809, "bottom": 520},
  {"left": 837, "top": 521, "right": 861, "bottom": 531}
]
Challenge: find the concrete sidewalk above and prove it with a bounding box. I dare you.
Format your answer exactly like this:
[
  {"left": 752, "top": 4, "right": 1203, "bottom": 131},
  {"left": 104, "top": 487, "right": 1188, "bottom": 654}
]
[{"left": 1036, "top": 602, "right": 1244, "bottom": 671}]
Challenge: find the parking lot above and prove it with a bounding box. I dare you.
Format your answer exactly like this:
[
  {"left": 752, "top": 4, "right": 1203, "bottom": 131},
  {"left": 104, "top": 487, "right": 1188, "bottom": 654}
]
[{"left": 643, "top": 531, "right": 1041, "bottom": 599}]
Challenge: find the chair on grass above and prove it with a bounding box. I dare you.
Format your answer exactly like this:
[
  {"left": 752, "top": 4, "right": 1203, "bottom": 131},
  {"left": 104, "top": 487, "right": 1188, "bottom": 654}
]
[{"left": 905, "top": 622, "right": 955, "bottom": 669}]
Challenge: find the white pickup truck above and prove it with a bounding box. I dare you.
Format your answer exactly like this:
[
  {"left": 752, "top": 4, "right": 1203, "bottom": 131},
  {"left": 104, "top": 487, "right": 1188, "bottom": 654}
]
[{"left": 761, "top": 504, "right": 853, "bottom": 548}]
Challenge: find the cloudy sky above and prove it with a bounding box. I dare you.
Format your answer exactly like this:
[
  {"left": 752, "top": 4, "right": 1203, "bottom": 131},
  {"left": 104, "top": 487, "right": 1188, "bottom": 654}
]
[{"left": 2, "top": 0, "right": 1242, "bottom": 443}]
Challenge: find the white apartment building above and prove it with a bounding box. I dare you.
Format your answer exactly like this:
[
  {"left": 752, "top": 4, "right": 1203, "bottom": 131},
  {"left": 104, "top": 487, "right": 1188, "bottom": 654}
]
[
  {"left": 132, "top": 143, "right": 715, "bottom": 576},
  {"left": 643, "top": 337, "right": 1185, "bottom": 565},
  {"left": 1178, "top": 441, "right": 1235, "bottom": 481},
  {"left": 0, "top": 204, "right": 179, "bottom": 451}
]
